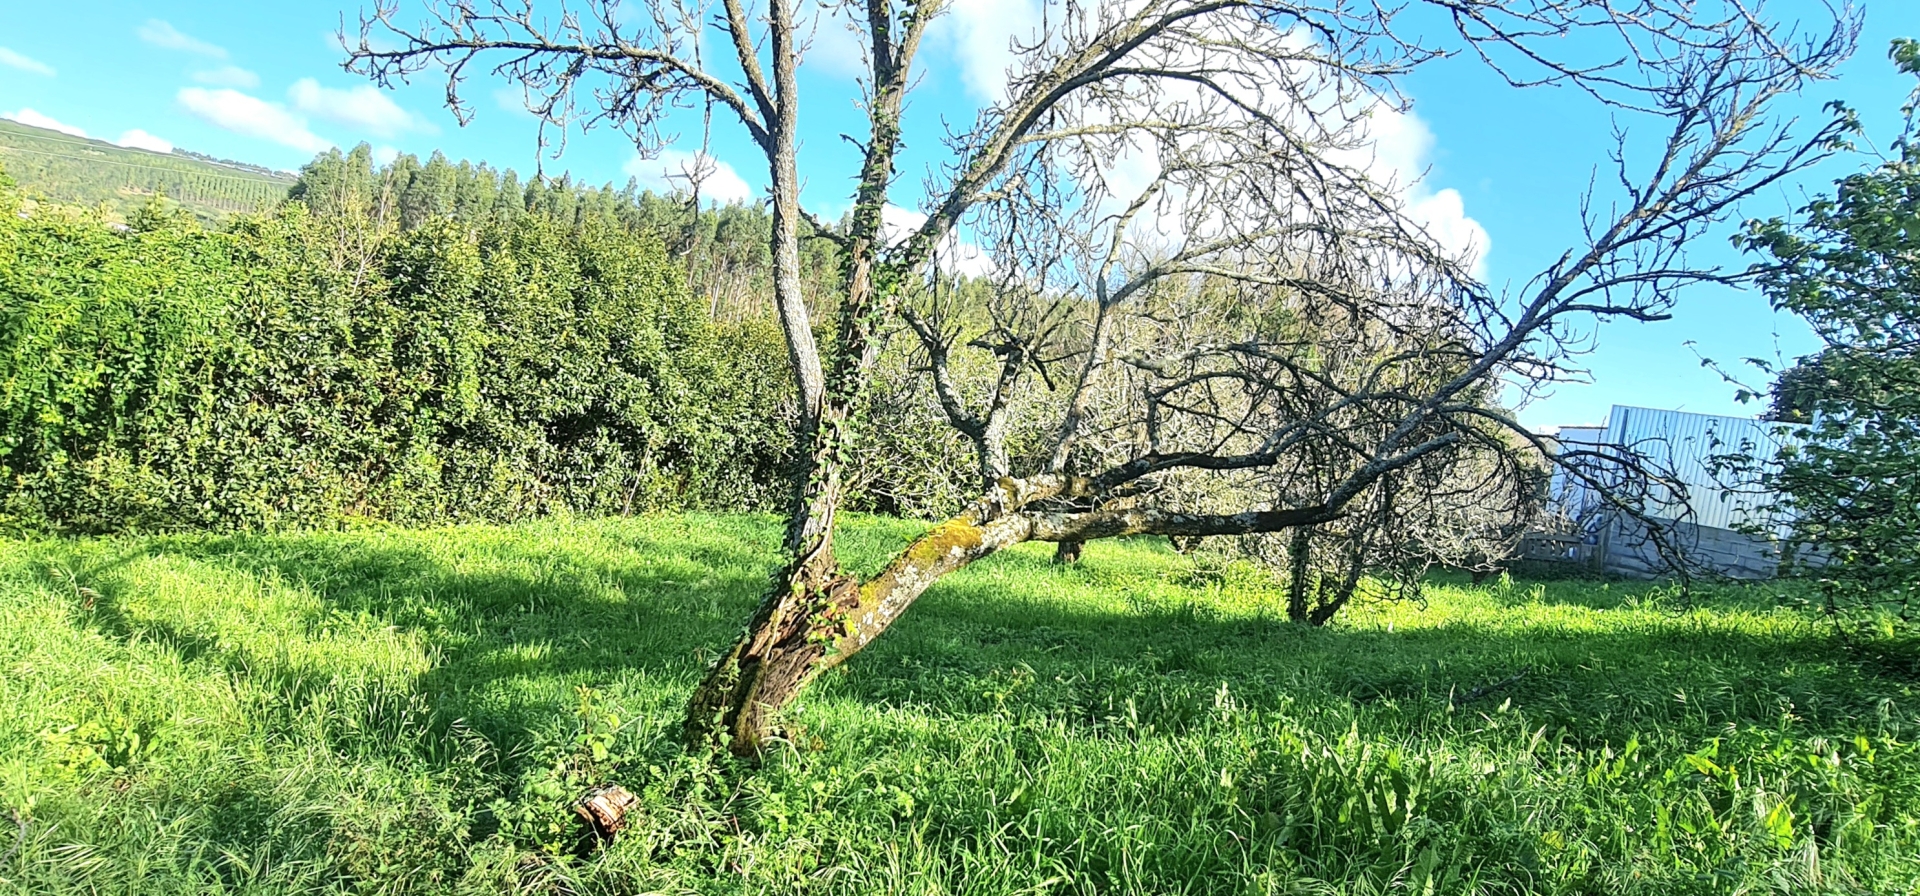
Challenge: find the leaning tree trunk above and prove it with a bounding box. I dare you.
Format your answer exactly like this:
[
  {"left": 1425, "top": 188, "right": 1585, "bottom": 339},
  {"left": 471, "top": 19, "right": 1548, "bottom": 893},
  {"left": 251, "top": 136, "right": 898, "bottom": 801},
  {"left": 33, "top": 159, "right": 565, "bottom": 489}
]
[
  {"left": 683, "top": 477, "right": 1053, "bottom": 754},
  {"left": 682, "top": 318, "right": 860, "bottom": 755},
  {"left": 679, "top": 545, "right": 854, "bottom": 755},
  {"left": 1283, "top": 525, "right": 1366, "bottom": 627},
  {"left": 685, "top": 62, "right": 923, "bottom": 753},
  {"left": 680, "top": 509, "right": 1023, "bottom": 754},
  {"left": 1285, "top": 527, "right": 1314, "bottom": 623},
  {"left": 682, "top": 470, "right": 1342, "bottom": 753}
]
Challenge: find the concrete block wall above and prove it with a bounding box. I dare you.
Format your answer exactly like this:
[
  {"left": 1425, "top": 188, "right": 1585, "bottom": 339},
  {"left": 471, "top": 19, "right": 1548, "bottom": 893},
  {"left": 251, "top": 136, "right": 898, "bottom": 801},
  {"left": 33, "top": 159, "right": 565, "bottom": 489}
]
[{"left": 1601, "top": 518, "right": 1793, "bottom": 580}]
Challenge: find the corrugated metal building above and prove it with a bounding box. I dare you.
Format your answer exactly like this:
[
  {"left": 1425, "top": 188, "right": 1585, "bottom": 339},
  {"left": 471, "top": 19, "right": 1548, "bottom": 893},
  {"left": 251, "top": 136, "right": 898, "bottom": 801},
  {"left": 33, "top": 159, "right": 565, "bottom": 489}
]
[{"left": 1543, "top": 405, "right": 1806, "bottom": 578}]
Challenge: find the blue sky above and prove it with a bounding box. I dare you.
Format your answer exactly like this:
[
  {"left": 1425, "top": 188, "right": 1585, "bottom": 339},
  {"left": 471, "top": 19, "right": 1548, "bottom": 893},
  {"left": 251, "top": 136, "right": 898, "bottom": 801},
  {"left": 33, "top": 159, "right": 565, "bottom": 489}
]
[{"left": 1, "top": 1, "right": 1914, "bottom": 429}]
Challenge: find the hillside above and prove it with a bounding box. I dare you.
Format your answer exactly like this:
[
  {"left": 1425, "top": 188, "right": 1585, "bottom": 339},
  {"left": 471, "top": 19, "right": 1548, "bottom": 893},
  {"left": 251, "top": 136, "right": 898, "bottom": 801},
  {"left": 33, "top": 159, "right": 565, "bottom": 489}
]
[{"left": 0, "top": 118, "right": 294, "bottom": 223}]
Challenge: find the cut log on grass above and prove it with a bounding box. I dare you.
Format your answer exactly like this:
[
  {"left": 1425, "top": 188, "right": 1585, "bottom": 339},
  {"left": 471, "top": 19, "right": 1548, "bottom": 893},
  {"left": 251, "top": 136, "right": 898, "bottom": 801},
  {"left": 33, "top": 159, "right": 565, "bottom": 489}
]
[{"left": 573, "top": 783, "right": 637, "bottom": 842}]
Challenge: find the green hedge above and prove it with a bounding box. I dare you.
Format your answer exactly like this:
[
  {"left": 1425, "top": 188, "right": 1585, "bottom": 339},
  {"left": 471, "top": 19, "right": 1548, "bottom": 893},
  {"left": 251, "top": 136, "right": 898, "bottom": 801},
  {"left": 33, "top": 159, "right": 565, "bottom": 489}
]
[{"left": 0, "top": 173, "right": 795, "bottom": 534}]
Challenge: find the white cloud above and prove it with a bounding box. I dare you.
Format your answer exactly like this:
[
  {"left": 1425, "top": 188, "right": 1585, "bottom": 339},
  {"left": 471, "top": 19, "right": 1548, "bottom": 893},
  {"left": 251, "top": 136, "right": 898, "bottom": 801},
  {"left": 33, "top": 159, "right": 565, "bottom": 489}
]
[
  {"left": 930, "top": 7, "right": 1486, "bottom": 279},
  {"left": 176, "top": 87, "right": 331, "bottom": 154},
  {"left": 1, "top": 108, "right": 85, "bottom": 137},
  {"left": 1345, "top": 103, "right": 1488, "bottom": 279},
  {"left": 798, "top": 8, "right": 868, "bottom": 78},
  {"left": 191, "top": 65, "right": 259, "bottom": 89},
  {"left": 0, "top": 47, "right": 55, "bottom": 77},
  {"left": 288, "top": 78, "right": 433, "bottom": 138},
  {"left": 936, "top": 0, "right": 1047, "bottom": 102},
  {"left": 492, "top": 86, "right": 534, "bottom": 117},
  {"left": 624, "top": 150, "right": 755, "bottom": 204},
  {"left": 2, "top": 110, "right": 184, "bottom": 161},
  {"left": 1353, "top": 102, "right": 1433, "bottom": 192},
  {"left": 114, "top": 129, "right": 173, "bottom": 153},
  {"left": 1409, "top": 187, "right": 1489, "bottom": 280},
  {"left": 882, "top": 204, "right": 994, "bottom": 277},
  {"left": 137, "top": 20, "right": 228, "bottom": 59},
  {"left": 880, "top": 204, "right": 923, "bottom": 247},
  {"left": 372, "top": 145, "right": 400, "bottom": 166}
]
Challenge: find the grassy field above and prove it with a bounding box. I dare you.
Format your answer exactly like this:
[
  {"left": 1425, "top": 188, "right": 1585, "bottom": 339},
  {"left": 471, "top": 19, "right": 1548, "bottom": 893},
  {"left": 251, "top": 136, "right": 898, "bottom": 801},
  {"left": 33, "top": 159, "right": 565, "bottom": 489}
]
[{"left": 0, "top": 513, "right": 1915, "bottom": 895}]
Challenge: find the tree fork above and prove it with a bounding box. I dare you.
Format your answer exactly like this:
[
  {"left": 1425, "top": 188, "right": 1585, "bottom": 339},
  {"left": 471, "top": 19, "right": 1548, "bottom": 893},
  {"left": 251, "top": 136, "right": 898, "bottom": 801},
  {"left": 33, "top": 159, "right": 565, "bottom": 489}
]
[{"left": 683, "top": 519, "right": 1025, "bottom": 754}]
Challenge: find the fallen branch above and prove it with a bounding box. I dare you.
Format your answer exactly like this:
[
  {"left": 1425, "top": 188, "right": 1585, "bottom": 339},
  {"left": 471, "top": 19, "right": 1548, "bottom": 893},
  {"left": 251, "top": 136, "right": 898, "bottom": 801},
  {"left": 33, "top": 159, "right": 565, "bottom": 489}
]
[
  {"left": 0, "top": 811, "right": 24, "bottom": 869},
  {"left": 1450, "top": 667, "right": 1531, "bottom": 708}
]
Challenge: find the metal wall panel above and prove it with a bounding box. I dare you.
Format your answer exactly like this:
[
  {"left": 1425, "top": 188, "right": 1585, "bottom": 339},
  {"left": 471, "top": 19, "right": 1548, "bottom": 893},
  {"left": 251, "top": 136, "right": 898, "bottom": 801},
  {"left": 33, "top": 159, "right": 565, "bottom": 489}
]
[
  {"left": 1599, "top": 405, "right": 1802, "bottom": 533},
  {"left": 1540, "top": 405, "right": 1810, "bottom": 576}
]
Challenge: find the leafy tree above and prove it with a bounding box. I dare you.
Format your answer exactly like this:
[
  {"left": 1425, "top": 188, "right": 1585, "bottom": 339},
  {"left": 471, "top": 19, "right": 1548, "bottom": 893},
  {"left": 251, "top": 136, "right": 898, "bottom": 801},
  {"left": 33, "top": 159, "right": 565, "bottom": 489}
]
[
  {"left": 399, "top": 150, "right": 460, "bottom": 227},
  {"left": 288, "top": 145, "right": 842, "bottom": 321},
  {"left": 492, "top": 168, "right": 524, "bottom": 222},
  {"left": 1764, "top": 355, "right": 1836, "bottom": 424},
  {"left": 288, "top": 144, "right": 380, "bottom": 218},
  {"left": 1738, "top": 39, "right": 1920, "bottom": 628}
]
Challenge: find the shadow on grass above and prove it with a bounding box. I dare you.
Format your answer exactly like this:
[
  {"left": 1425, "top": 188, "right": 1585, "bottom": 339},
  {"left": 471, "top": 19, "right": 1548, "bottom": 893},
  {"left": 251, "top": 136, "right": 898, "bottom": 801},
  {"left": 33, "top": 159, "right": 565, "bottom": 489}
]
[
  {"left": 829, "top": 549, "right": 1917, "bottom": 746},
  {"left": 30, "top": 523, "right": 770, "bottom": 767},
  {"left": 32, "top": 522, "right": 1918, "bottom": 772}
]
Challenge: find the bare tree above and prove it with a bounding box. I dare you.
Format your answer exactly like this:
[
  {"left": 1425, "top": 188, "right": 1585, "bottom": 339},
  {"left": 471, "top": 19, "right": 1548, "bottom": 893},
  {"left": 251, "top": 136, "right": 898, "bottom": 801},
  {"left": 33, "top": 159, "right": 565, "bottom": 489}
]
[{"left": 348, "top": 0, "right": 1855, "bottom": 755}]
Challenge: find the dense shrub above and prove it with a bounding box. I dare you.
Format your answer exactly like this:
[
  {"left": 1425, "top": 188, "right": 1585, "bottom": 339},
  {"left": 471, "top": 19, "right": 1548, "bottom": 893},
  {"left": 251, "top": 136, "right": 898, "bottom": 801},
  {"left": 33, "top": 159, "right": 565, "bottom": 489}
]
[{"left": 0, "top": 170, "right": 794, "bottom": 534}]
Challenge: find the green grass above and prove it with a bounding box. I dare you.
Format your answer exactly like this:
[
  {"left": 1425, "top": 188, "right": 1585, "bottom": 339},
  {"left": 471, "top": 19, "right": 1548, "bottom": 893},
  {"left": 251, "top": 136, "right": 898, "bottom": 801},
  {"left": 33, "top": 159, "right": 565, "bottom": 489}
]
[{"left": 1, "top": 513, "right": 1916, "bottom": 895}]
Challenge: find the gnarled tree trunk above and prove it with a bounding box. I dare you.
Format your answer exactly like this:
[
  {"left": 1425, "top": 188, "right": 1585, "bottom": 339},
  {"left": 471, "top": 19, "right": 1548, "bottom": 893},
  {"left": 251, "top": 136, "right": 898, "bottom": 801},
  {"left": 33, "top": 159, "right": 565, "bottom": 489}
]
[
  {"left": 683, "top": 478, "right": 1047, "bottom": 754},
  {"left": 680, "top": 548, "right": 854, "bottom": 755},
  {"left": 683, "top": 473, "right": 1336, "bottom": 754}
]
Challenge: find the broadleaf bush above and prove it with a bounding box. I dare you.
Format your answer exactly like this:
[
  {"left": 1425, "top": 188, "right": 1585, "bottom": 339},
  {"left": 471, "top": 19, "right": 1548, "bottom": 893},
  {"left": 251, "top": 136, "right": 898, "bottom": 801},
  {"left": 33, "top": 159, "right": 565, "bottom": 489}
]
[{"left": 0, "top": 167, "right": 797, "bottom": 534}]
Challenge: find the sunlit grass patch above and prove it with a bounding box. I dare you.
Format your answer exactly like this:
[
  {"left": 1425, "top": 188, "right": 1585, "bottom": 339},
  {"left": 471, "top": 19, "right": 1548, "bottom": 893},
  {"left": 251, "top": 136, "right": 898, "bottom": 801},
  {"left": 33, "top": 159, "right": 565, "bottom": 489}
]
[{"left": 1, "top": 515, "right": 1915, "bottom": 895}]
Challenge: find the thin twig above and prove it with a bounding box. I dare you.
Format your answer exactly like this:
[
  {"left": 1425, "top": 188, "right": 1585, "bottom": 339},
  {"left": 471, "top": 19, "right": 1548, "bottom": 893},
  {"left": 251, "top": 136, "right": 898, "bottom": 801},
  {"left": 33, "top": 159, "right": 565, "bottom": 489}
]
[
  {"left": 1451, "top": 667, "right": 1531, "bottom": 708},
  {"left": 0, "top": 811, "right": 25, "bottom": 869}
]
